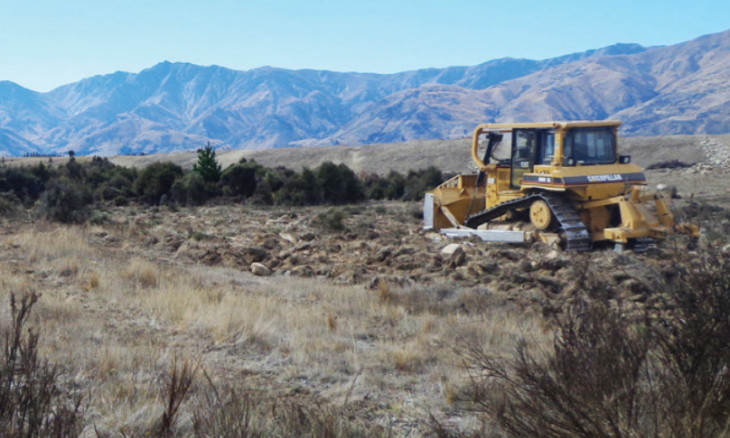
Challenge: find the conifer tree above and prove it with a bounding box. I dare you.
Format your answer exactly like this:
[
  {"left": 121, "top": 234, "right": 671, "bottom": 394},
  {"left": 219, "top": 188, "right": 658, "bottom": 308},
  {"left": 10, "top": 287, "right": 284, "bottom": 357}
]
[{"left": 193, "top": 142, "right": 222, "bottom": 183}]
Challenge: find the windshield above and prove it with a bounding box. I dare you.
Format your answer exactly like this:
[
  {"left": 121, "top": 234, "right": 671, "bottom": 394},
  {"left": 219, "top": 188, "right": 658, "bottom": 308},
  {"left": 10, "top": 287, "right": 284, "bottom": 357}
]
[{"left": 563, "top": 127, "right": 617, "bottom": 165}]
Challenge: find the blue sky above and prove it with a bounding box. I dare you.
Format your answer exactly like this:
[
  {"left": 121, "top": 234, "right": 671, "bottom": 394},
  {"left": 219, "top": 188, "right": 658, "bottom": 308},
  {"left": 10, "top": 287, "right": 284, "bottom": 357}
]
[{"left": 1, "top": 0, "right": 729, "bottom": 92}]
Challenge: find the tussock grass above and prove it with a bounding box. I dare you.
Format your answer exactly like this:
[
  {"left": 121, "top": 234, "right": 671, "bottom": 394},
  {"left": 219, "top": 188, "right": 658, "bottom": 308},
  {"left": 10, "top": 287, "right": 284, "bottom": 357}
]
[{"left": 0, "top": 221, "right": 552, "bottom": 436}]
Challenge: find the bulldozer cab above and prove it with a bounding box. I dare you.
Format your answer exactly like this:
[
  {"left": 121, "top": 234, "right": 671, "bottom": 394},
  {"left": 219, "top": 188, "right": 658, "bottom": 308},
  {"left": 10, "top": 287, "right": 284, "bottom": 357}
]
[{"left": 510, "top": 129, "right": 556, "bottom": 188}]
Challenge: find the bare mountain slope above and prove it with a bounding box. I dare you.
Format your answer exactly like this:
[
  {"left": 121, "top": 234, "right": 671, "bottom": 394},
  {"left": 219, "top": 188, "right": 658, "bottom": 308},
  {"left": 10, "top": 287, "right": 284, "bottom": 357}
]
[
  {"left": 0, "top": 31, "right": 728, "bottom": 156},
  {"left": 327, "top": 30, "right": 730, "bottom": 144}
]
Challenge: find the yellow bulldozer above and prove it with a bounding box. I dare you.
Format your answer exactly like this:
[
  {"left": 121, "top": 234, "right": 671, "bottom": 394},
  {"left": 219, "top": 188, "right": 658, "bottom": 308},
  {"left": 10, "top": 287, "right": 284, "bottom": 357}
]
[{"left": 423, "top": 121, "right": 699, "bottom": 251}]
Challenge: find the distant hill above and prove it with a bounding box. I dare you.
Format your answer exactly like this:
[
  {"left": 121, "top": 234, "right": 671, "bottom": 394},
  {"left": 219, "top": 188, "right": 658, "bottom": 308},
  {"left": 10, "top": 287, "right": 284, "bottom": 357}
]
[{"left": 0, "top": 30, "right": 728, "bottom": 156}]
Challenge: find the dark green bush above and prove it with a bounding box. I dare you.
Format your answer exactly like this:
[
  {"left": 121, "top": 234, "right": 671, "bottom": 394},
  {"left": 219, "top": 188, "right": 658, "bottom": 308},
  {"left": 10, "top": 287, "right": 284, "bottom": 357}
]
[
  {"left": 133, "top": 162, "right": 183, "bottom": 205},
  {"left": 0, "top": 192, "right": 21, "bottom": 216},
  {"left": 277, "top": 168, "right": 323, "bottom": 206},
  {"left": 362, "top": 173, "right": 387, "bottom": 200},
  {"left": 252, "top": 167, "right": 294, "bottom": 205},
  {"left": 317, "top": 161, "right": 366, "bottom": 205},
  {"left": 384, "top": 171, "right": 407, "bottom": 200},
  {"left": 403, "top": 166, "right": 442, "bottom": 201},
  {"left": 221, "top": 162, "right": 262, "bottom": 198},
  {"left": 63, "top": 159, "right": 86, "bottom": 182},
  {"left": 251, "top": 179, "right": 274, "bottom": 205},
  {"left": 37, "top": 179, "right": 92, "bottom": 223},
  {"left": 171, "top": 171, "right": 220, "bottom": 206},
  {"left": 0, "top": 167, "right": 47, "bottom": 205}
]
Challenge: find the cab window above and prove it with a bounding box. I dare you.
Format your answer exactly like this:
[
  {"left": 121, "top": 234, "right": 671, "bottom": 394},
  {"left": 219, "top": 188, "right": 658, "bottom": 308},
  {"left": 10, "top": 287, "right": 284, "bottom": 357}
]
[{"left": 564, "top": 127, "right": 617, "bottom": 165}]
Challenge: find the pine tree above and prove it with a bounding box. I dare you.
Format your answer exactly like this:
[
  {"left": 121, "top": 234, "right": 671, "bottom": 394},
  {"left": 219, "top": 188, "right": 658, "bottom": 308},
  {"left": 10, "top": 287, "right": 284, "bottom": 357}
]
[{"left": 193, "top": 142, "right": 222, "bottom": 183}]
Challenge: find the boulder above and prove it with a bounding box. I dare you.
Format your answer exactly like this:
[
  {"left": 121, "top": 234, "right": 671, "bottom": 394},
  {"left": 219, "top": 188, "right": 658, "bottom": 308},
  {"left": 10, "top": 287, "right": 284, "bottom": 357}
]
[
  {"left": 441, "top": 243, "right": 462, "bottom": 256},
  {"left": 250, "top": 262, "right": 272, "bottom": 277}
]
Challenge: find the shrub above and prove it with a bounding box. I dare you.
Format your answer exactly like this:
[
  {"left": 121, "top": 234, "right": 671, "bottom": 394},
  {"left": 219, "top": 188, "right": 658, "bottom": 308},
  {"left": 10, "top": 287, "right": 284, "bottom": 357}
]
[
  {"left": 277, "top": 167, "right": 323, "bottom": 206},
  {"left": 64, "top": 159, "right": 86, "bottom": 182},
  {"left": 37, "top": 179, "right": 92, "bottom": 223},
  {"left": 445, "top": 247, "right": 730, "bottom": 438},
  {"left": 317, "top": 208, "right": 346, "bottom": 232},
  {"left": 384, "top": 171, "right": 406, "bottom": 200},
  {"left": 251, "top": 179, "right": 274, "bottom": 205},
  {"left": 221, "top": 162, "right": 261, "bottom": 198},
  {"left": 192, "top": 378, "right": 389, "bottom": 437},
  {"left": 0, "top": 292, "right": 84, "bottom": 437},
  {"left": 252, "top": 167, "right": 294, "bottom": 205},
  {"left": 133, "top": 162, "right": 183, "bottom": 205},
  {"left": 86, "top": 159, "right": 136, "bottom": 192},
  {"left": 403, "top": 166, "right": 442, "bottom": 201},
  {"left": 0, "top": 166, "right": 47, "bottom": 205},
  {"left": 0, "top": 191, "right": 21, "bottom": 216},
  {"left": 171, "top": 171, "right": 219, "bottom": 206},
  {"left": 317, "top": 161, "right": 366, "bottom": 205},
  {"left": 113, "top": 195, "right": 129, "bottom": 206},
  {"left": 362, "top": 173, "right": 387, "bottom": 200}
]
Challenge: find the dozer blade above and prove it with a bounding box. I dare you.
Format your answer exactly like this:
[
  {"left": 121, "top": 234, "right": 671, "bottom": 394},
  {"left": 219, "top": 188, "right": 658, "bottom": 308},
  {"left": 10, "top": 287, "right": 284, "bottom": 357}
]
[{"left": 594, "top": 186, "right": 698, "bottom": 246}]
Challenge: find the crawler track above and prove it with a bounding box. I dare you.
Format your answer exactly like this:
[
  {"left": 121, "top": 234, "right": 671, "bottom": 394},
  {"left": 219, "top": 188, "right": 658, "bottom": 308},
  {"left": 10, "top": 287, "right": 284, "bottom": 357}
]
[{"left": 465, "top": 192, "right": 591, "bottom": 252}]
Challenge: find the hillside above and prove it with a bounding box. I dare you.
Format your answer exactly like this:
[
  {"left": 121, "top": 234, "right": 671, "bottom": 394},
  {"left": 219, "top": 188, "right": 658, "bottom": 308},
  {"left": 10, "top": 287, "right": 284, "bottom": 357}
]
[
  {"left": 0, "top": 30, "right": 729, "bottom": 156},
  {"left": 106, "top": 133, "right": 728, "bottom": 177}
]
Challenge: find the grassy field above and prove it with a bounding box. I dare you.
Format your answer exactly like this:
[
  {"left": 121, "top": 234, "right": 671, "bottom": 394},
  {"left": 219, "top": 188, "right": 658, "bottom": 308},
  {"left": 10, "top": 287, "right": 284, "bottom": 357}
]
[{"left": 1, "top": 207, "right": 555, "bottom": 436}]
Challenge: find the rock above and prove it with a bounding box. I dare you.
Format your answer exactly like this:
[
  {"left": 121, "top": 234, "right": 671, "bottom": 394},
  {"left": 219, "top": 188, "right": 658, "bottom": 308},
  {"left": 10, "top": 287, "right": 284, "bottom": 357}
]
[
  {"left": 291, "top": 265, "right": 314, "bottom": 277},
  {"left": 279, "top": 232, "right": 297, "bottom": 244},
  {"left": 519, "top": 259, "right": 533, "bottom": 273},
  {"left": 536, "top": 254, "right": 570, "bottom": 272},
  {"left": 250, "top": 262, "right": 272, "bottom": 277},
  {"left": 242, "top": 246, "right": 269, "bottom": 264},
  {"left": 375, "top": 247, "right": 392, "bottom": 262},
  {"left": 261, "top": 237, "right": 279, "bottom": 250},
  {"left": 466, "top": 262, "right": 485, "bottom": 277},
  {"left": 656, "top": 184, "right": 680, "bottom": 199},
  {"left": 393, "top": 246, "right": 416, "bottom": 257},
  {"left": 295, "top": 242, "right": 312, "bottom": 252},
  {"left": 425, "top": 232, "right": 443, "bottom": 242},
  {"left": 447, "top": 247, "right": 467, "bottom": 268},
  {"left": 441, "top": 243, "right": 462, "bottom": 256}
]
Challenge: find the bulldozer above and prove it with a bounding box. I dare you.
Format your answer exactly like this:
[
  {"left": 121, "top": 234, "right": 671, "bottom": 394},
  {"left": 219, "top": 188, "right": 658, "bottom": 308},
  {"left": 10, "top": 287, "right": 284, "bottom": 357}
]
[{"left": 423, "top": 121, "right": 699, "bottom": 251}]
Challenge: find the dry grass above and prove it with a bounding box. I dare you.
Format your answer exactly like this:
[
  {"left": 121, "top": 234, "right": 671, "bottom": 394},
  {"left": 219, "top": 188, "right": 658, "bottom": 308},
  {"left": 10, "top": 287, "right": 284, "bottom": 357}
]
[{"left": 0, "top": 215, "right": 553, "bottom": 436}]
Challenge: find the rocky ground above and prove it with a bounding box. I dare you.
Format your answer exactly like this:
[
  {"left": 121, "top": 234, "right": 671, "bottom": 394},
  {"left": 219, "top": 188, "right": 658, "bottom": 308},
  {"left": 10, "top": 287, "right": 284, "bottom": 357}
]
[
  {"left": 100, "top": 198, "right": 707, "bottom": 311},
  {"left": 2, "top": 191, "right": 716, "bottom": 436}
]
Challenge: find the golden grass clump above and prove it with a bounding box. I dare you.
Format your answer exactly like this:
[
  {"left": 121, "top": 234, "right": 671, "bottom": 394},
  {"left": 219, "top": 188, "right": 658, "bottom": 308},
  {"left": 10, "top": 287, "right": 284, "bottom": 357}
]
[
  {"left": 139, "top": 268, "right": 158, "bottom": 288},
  {"left": 327, "top": 312, "right": 338, "bottom": 332},
  {"left": 86, "top": 270, "right": 101, "bottom": 291},
  {"left": 121, "top": 257, "right": 160, "bottom": 289}
]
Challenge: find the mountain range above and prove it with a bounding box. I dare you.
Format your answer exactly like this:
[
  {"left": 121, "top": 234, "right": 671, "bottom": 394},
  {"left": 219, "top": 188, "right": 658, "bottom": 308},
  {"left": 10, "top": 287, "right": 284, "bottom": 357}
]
[{"left": 1, "top": 29, "right": 729, "bottom": 157}]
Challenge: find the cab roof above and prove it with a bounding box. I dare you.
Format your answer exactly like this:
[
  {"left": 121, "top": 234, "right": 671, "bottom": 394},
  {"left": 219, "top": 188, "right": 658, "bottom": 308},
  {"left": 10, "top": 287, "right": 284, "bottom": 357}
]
[{"left": 474, "top": 120, "right": 621, "bottom": 132}]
